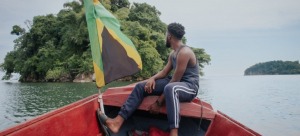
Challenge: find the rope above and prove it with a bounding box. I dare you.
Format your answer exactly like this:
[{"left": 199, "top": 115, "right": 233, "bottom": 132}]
[{"left": 198, "top": 98, "right": 203, "bottom": 130}]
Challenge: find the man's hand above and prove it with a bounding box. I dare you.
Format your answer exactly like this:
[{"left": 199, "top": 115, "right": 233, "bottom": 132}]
[
  {"left": 144, "top": 78, "right": 155, "bottom": 93},
  {"left": 148, "top": 101, "right": 161, "bottom": 114}
]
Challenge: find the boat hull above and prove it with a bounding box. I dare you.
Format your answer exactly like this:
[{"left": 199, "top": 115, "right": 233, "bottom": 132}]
[{"left": 0, "top": 95, "right": 100, "bottom": 136}]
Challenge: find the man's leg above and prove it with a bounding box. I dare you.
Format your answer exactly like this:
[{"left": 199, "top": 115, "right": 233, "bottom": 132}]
[
  {"left": 105, "top": 78, "right": 171, "bottom": 133},
  {"left": 163, "top": 82, "right": 198, "bottom": 130},
  {"left": 118, "top": 77, "right": 171, "bottom": 119}
]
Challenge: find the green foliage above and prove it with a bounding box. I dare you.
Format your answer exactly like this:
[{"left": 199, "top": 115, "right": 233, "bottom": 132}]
[
  {"left": 136, "top": 41, "right": 163, "bottom": 78},
  {"left": 150, "top": 31, "right": 170, "bottom": 63},
  {"left": 128, "top": 3, "right": 166, "bottom": 33},
  {"left": 1, "top": 1, "right": 89, "bottom": 82},
  {"left": 114, "top": 8, "right": 130, "bottom": 20},
  {"left": 1, "top": 0, "right": 211, "bottom": 82},
  {"left": 191, "top": 47, "right": 211, "bottom": 76},
  {"left": 244, "top": 60, "right": 300, "bottom": 75},
  {"left": 110, "top": 0, "right": 130, "bottom": 12},
  {"left": 11, "top": 25, "right": 25, "bottom": 36},
  {"left": 1, "top": 51, "right": 15, "bottom": 80},
  {"left": 45, "top": 67, "right": 66, "bottom": 81}
]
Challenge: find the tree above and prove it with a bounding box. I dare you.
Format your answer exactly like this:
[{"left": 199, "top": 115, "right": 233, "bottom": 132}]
[
  {"left": 11, "top": 25, "right": 25, "bottom": 36},
  {"left": 191, "top": 48, "right": 211, "bottom": 76},
  {"left": 128, "top": 3, "right": 166, "bottom": 33},
  {"left": 1, "top": 51, "right": 16, "bottom": 80},
  {"left": 1, "top": 0, "right": 211, "bottom": 81},
  {"left": 244, "top": 60, "right": 300, "bottom": 75},
  {"left": 110, "top": 0, "right": 130, "bottom": 12}
]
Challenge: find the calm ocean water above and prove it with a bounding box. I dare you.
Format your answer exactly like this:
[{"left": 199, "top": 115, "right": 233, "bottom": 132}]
[
  {"left": 0, "top": 73, "right": 299, "bottom": 136},
  {"left": 198, "top": 75, "right": 300, "bottom": 136}
]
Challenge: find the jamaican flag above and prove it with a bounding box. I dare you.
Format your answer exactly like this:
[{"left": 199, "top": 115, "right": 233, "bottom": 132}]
[{"left": 84, "top": 0, "right": 142, "bottom": 88}]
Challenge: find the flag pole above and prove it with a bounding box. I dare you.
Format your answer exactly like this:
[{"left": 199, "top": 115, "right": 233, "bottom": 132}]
[{"left": 98, "top": 88, "right": 105, "bottom": 113}]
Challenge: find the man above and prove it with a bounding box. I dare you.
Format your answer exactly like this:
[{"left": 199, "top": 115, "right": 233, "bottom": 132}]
[{"left": 100, "top": 23, "right": 199, "bottom": 136}]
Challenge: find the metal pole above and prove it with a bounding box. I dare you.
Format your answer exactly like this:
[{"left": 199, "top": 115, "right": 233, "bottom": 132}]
[{"left": 98, "top": 88, "right": 105, "bottom": 113}]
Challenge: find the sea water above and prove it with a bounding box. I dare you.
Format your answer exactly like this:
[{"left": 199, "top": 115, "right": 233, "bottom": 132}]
[{"left": 0, "top": 74, "right": 299, "bottom": 136}]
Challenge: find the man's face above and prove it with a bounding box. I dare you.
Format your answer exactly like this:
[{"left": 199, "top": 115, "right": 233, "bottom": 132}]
[{"left": 165, "top": 32, "right": 171, "bottom": 48}]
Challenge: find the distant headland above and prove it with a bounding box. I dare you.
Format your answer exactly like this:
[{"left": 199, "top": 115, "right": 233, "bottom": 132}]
[{"left": 244, "top": 60, "right": 300, "bottom": 75}]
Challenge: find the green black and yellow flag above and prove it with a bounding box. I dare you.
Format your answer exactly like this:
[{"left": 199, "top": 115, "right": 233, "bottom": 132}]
[{"left": 84, "top": 0, "right": 142, "bottom": 88}]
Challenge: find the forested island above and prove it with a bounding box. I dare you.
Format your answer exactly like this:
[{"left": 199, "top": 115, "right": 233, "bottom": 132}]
[
  {"left": 0, "top": 0, "right": 210, "bottom": 82},
  {"left": 244, "top": 60, "right": 300, "bottom": 75}
]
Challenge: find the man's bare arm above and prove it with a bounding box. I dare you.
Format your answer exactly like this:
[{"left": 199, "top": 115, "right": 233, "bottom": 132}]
[{"left": 145, "top": 53, "right": 173, "bottom": 93}]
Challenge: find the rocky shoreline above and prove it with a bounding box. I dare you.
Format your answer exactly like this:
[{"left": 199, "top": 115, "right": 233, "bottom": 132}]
[
  {"left": 73, "top": 73, "right": 95, "bottom": 83},
  {"left": 16, "top": 72, "right": 144, "bottom": 83}
]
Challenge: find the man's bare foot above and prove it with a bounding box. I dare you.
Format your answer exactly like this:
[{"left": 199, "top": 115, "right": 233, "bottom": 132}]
[
  {"left": 105, "top": 115, "right": 124, "bottom": 134},
  {"left": 170, "top": 128, "right": 178, "bottom": 136}
]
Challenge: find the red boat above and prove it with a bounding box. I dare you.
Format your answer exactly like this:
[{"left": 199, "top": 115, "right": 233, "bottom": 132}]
[{"left": 0, "top": 83, "right": 261, "bottom": 136}]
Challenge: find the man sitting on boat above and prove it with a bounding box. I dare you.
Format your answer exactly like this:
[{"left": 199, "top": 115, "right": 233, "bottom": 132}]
[{"left": 99, "top": 22, "right": 200, "bottom": 136}]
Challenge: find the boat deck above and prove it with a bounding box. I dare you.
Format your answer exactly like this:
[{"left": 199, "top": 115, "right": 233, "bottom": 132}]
[{"left": 103, "top": 105, "right": 209, "bottom": 136}]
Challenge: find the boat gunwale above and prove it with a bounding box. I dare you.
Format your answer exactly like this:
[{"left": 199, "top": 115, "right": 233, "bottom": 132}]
[{"left": 0, "top": 94, "right": 99, "bottom": 135}]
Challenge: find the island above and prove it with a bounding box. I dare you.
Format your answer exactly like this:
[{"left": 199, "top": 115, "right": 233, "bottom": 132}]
[
  {"left": 244, "top": 60, "right": 300, "bottom": 75},
  {"left": 0, "top": 1, "right": 211, "bottom": 82}
]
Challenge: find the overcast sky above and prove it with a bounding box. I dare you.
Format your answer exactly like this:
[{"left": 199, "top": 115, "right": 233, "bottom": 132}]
[{"left": 1, "top": 0, "right": 300, "bottom": 76}]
